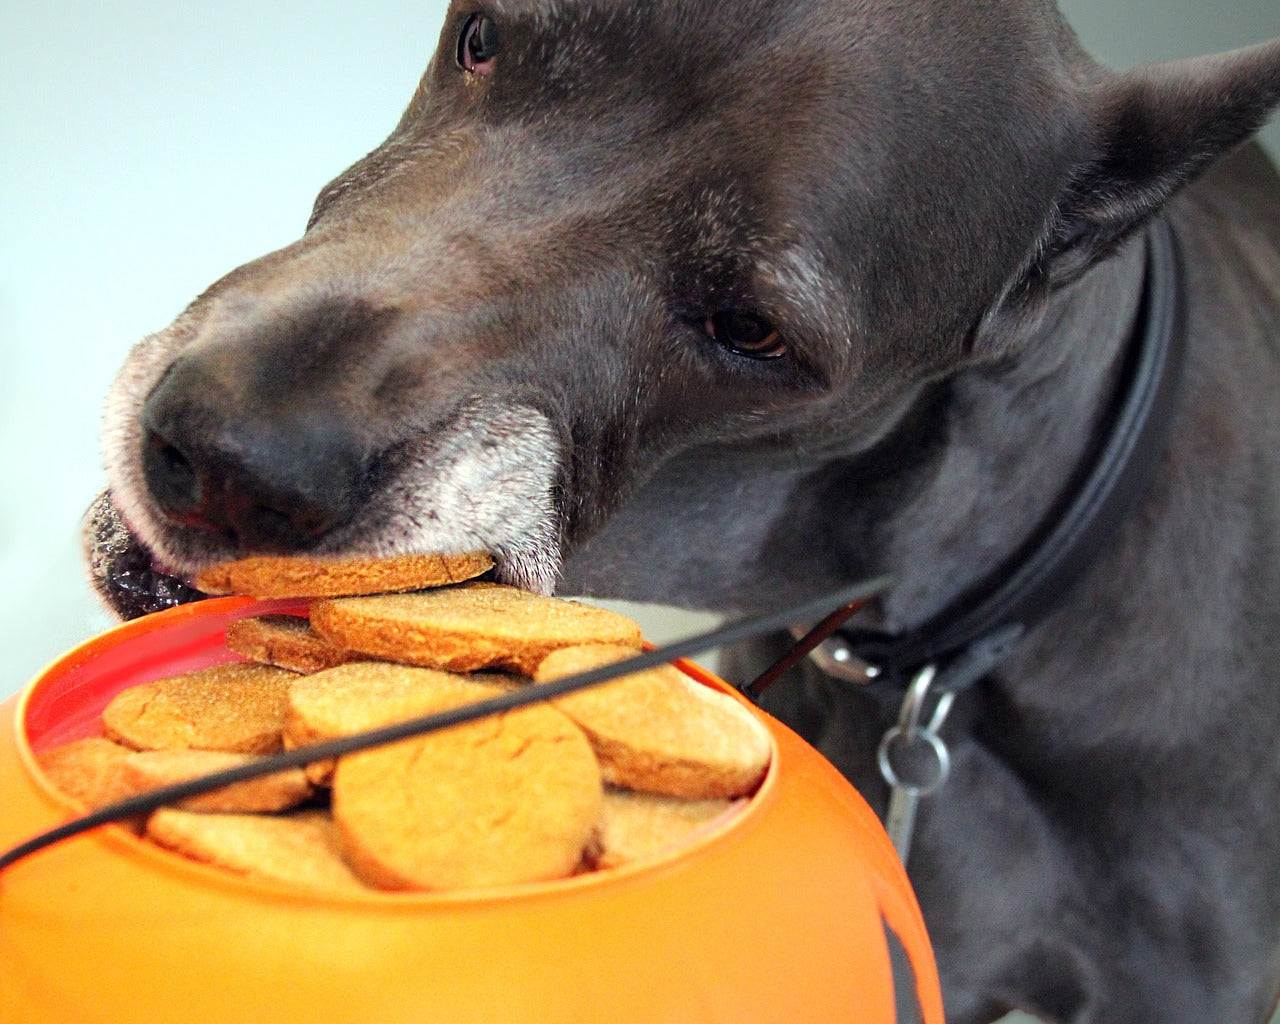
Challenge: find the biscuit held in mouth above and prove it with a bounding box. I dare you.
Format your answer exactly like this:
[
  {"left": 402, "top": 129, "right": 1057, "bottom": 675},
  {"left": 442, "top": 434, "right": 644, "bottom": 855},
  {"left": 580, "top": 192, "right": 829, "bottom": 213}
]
[
  {"left": 310, "top": 582, "right": 643, "bottom": 675},
  {"left": 195, "top": 551, "right": 494, "bottom": 599}
]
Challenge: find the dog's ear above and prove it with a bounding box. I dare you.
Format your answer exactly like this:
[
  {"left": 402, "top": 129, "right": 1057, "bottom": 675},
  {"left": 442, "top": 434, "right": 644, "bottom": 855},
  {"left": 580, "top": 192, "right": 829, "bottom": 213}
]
[{"left": 1045, "top": 39, "right": 1280, "bottom": 284}]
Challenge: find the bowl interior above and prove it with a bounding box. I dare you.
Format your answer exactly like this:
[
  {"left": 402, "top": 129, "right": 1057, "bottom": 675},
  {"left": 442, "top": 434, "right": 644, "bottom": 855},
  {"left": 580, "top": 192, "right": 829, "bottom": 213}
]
[
  {"left": 15, "top": 596, "right": 776, "bottom": 900},
  {"left": 23, "top": 597, "right": 306, "bottom": 752}
]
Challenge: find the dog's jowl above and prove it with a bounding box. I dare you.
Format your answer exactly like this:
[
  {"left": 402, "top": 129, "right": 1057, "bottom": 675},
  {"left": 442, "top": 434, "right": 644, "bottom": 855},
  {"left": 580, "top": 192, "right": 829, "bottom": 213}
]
[{"left": 88, "top": 3, "right": 1280, "bottom": 1022}]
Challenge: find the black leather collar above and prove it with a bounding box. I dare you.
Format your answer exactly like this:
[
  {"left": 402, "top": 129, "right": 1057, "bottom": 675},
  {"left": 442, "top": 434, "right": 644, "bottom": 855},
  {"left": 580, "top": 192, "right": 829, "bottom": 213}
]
[{"left": 829, "top": 217, "right": 1187, "bottom": 695}]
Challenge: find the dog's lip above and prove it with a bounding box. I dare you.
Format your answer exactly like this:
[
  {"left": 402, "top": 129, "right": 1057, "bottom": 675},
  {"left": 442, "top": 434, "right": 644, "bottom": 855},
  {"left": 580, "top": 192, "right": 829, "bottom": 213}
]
[
  {"left": 115, "top": 513, "right": 192, "bottom": 586},
  {"left": 138, "top": 543, "right": 212, "bottom": 601},
  {"left": 148, "top": 554, "right": 187, "bottom": 582}
]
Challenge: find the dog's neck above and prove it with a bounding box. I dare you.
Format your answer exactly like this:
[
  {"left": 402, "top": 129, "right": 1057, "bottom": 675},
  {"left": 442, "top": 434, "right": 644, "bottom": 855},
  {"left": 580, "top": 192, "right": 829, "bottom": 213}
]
[
  {"left": 872, "top": 236, "right": 1150, "bottom": 634},
  {"left": 560, "top": 235, "right": 1150, "bottom": 630}
]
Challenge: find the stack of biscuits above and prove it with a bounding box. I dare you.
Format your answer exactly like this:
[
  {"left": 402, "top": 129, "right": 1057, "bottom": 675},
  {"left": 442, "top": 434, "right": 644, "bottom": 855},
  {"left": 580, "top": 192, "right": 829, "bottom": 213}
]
[{"left": 36, "top": 552, "right": 773, "bottom": 894}]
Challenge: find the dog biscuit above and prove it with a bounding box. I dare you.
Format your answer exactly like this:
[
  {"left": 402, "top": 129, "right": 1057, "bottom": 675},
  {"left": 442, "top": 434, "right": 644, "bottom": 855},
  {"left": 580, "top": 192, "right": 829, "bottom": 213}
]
[
  {"left": 35, "top": 737, "right": 136, "bottom": 810},
  {"left": 594, "top": 788, "right": 742, "bottom": 869},
  {"left": 226, "top": 614, "right": 361, "bottom": 673},
  {"left": 102, "top": 662, "right": 296, "bottom": 754},
  {"left": 44, "top": 574, "right": 772, "bottom": 895},
  {"left": 285, "top": 661, "right": 513, "bottom": 785},
  {"left": 333, "top": 700, "right": 602, "bottom": 891},
  {"left": 311, "top": 581, "right": 643, "bottom": 674},
  {"left": 146, "top": 808, "right": 369, "bottom": 893},
  {"left": 196, "top": 551, "right": 493, "bottom": 598},
  {"left": 121, "top": 749, "right": 314, "bottom": 813},
  {"left": 535, "top": 645, "right": 772, "bottom": 799}
]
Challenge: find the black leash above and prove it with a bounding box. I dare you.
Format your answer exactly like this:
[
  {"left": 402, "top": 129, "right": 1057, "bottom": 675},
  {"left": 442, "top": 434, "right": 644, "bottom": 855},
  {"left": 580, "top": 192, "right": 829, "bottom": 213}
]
[{"left": 0, "top": 575, "right": 889, "bottom": 876}]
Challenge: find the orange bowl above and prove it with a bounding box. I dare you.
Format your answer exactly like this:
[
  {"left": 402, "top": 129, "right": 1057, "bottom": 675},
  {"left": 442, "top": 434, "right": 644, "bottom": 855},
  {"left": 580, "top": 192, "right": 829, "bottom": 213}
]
[{"left": 0, "top": 598, "right": 942, "bottom": 1024}]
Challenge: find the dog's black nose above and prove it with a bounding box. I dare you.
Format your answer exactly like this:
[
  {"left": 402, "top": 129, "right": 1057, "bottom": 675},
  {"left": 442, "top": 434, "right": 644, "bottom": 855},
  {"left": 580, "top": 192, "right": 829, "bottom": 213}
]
[{"left": 140, "top": 361, "right": 368, "bottom": 551}]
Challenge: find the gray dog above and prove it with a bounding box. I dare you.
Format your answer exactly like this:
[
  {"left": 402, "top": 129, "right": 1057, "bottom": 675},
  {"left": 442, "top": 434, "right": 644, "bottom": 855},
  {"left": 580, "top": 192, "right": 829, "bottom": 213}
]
[{"left": 86, "top": 2, "right": 1280, "bottom": 1021}]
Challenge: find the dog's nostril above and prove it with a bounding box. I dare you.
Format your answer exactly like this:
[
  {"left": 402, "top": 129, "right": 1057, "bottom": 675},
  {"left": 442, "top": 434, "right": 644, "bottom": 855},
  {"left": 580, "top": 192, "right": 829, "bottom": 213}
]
[
  {"left": 139, "top": 368, "right": 367, "bottom": 552},
  {"left": 157, "top": 442, "right": 195, "bottom": 491},
  {"left": 142, "top": 430, "right": 202, "bottom": 513}
]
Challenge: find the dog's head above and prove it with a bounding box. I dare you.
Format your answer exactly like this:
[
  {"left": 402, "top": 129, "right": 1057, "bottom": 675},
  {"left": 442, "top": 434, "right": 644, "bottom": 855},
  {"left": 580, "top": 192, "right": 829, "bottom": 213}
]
[{"left": 91, "top": 1, "right": 1280, "bottom": 618}]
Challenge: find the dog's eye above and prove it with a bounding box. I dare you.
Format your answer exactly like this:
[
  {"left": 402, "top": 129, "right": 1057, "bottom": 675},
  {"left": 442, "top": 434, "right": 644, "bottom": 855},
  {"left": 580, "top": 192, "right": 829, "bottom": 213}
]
[
  {"left": 457, "top": 13, "right": 500, "bottom": 75},
  {"left": 705, "top": 310, "right": 787, "bottom": 359}
]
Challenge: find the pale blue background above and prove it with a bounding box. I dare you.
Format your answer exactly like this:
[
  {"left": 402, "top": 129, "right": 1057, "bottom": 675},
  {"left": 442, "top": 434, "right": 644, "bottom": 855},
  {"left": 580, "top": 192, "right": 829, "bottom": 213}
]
[{"left": 2, "top": 4, "right": 1279, "bottom": 1022}]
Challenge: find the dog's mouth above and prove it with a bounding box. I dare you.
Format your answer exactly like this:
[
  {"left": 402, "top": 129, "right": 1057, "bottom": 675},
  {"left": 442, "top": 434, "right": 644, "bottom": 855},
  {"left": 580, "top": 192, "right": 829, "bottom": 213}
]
[
  {"left": 85, "top": 489, "right": 529, "bottom": 621},
  {"left": 91, "top": 399, "right": 566, "bottom": 620},
  {"left": 84, "top": 491, "right": 211, "bottom": 620}
]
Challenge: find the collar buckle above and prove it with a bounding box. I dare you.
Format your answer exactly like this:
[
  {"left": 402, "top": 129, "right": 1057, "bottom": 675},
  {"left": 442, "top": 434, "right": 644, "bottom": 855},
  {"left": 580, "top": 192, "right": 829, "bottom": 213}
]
[{"left": 789, "top": 624, "right": 883, "bottom": 685}]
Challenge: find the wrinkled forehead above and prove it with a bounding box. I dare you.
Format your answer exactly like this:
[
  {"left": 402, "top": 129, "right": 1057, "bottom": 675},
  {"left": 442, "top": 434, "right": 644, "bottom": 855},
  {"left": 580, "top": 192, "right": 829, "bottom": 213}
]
[{"left": 429, "top": 0, "right": 886, "bottom": 178}]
